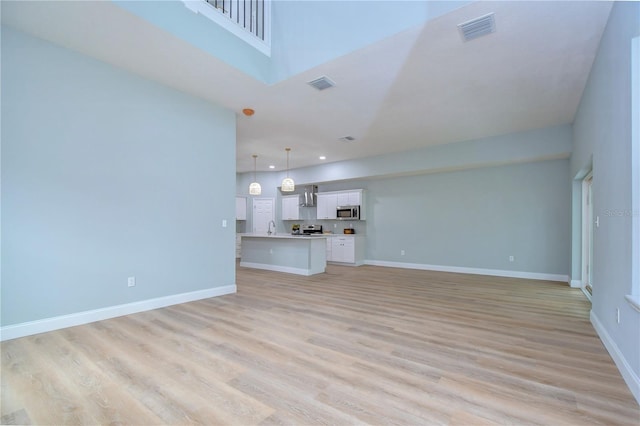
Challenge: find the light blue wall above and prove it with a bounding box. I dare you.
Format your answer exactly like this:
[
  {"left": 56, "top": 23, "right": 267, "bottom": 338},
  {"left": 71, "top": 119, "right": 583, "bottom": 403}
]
[
  {"left": 571, "top": 1, "right": 640, "bottom": 390},
  {"left": 298, "top": 160, "right": 569, "bottom": 276},
  {"left": 364, "top": 160, "right": 570, "bottom": 275},
  {"left": 1, "top": 27, "right": 237, "bottom": 326}
]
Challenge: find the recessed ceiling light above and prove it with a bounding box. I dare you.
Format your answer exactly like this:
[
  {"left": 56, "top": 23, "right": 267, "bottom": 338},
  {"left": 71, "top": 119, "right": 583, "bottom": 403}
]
[
  {"left": 269, "top": 165, "right": 275, "bottom": 169},
  {"left": 319, "top": 156, "right": 326, "bottom": 160}
]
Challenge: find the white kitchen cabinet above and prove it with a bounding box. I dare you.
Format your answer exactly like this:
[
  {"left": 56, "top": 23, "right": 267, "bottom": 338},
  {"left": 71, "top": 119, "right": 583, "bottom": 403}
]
[
  {"left": 281, "top": 195, "right": 300, "bottom": 221},
  {"left": 326, "top": 235, "right": 365, "bottom": 265},
  {"left": 336, "top": 191, "right": 361, "bottom": 207},
  {"left": 331, "top": 237, "right": 355, "bottom": 263},
  {"left": 236, "top": 197, "right": 247, "bottom": 220},
  {"left": 316, "top": 193, "right": 338, "bottom": 220}
]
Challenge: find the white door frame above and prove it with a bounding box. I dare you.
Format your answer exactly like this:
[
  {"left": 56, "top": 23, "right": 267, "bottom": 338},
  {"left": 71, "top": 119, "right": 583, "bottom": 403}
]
[{"left": 581, "top": 172, "right": 594, "bottom": 299}]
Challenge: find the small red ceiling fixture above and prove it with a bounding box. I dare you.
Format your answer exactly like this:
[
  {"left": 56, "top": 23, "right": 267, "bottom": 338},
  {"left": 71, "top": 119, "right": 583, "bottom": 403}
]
[{"left": 242, "top": 108, "right": 255, "bottom": 116}]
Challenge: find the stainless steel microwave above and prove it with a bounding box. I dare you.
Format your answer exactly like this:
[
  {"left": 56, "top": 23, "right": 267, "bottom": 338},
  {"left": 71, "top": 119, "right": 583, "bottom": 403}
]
[{"left": 336, "top": 205, "right": 360, "bottom": 220}]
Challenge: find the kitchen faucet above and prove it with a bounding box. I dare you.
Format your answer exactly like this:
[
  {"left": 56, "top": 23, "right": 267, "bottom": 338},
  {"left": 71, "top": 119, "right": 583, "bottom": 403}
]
[{"left": 267, "top": 220, "right": 276, "bottom": 235}]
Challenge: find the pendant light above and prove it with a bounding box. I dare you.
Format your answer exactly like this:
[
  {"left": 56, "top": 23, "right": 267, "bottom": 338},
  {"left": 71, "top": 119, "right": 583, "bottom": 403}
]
[
  {"left": 281, "top": 147, "right": 295, "bottom": 192},
  {"left": 249, "top": 154, "right": 262, "bottom": 195}
]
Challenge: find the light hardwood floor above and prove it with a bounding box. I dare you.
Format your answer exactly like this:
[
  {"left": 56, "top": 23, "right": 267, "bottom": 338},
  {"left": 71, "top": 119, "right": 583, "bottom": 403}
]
[{"left": 2, "top": 264, "right": 639, "bottom": 425}]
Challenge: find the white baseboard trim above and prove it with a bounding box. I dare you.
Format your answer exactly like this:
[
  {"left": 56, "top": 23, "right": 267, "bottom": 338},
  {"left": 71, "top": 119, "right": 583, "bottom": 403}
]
[
  {"left": 570, "top": 279, "right": 583, "bottom": 288},
  {"left": 327, "top": 260, "right": 365, "bottom": 267},
  {"left": 364, "top": 260, "right": 569, "bottom": 283},
  {"left": 591, "top": 311, "right": 640, "bottom": 404},
  {"left": 240, "top": 261, "right": 321, "bottom": 276},
  {"left": 0, "top": 285, "right": 237, "bottom": 342}
]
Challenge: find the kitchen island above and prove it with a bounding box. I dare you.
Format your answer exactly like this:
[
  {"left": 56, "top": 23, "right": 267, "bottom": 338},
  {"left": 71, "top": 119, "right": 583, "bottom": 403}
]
[{"left": 240, "top": 234, "right": 327, "bottom": 276}]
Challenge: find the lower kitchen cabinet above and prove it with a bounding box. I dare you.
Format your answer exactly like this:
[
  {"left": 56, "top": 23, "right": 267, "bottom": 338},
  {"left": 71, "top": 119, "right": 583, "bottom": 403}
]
[
  {"left": 326, "top": 235, "right": 364, "bottom": 265},
  {"left": 331, "top": 237, "right": 355, "bottom": 263}
]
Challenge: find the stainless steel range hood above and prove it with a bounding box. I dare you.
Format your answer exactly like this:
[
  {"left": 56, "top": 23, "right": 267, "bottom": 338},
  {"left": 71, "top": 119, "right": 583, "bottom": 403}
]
[{"left": 300, "top": 185, "right": 317, "bottom": 207}]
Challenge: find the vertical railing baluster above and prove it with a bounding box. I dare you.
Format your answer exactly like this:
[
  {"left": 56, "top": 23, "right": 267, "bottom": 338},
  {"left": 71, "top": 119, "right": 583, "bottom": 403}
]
[{"left": 201, "top": 0, "right": 267, "bottom": 46}]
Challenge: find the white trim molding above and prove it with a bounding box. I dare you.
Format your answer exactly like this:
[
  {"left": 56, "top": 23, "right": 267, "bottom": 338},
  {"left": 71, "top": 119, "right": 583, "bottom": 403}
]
[
  {"left": 630, "top": 36, "right": 640, "bottom": 318},
  {"left": 364, "top": 260, "right": 569, "bottom": 283},
  {"left": 570, "top": 279, "right": 583, "bottom": 288},
  {"left": 239, "top": 261, "right": 323, "bottom": 276},
  {"left": 625, "top": 295, "right": 640, "bottom": 313},
  {"left": 591, "top": 311, "right": 640, "bottom": 404},
  {"left": 0, "top": 285, "right": 236, "bottom": 342}
]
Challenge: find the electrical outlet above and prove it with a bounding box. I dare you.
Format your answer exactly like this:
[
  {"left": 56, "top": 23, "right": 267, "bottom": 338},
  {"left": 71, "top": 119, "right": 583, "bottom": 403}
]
[
  {"left": 128, "top": 276, "right": 136, "bottom": 287},
  {"left": 334, "top": 223, "right": 337, "bottom": 228},
  {"left": 509, "top": 255, "right": 515, "bottom": 262},
  {"left": 222, "top": 219, "right": 227, "bottom": 228},
  {"left": 401, "top": 250, "right": 405, "bottom": 256},
  {"left": 616, "top": 308, "right": 620, "bottom": 324}
]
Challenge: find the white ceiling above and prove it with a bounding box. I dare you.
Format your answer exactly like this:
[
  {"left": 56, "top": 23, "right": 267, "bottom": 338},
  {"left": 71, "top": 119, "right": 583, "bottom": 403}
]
[{"left": 2, "top": 1, "right": 612, "bottom": 173}]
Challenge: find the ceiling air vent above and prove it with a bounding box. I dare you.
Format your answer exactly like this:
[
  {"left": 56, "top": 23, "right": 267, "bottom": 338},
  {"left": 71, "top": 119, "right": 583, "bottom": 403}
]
[
  {"left": 308, "top": 76, "right": 336, "bottom": 91},
  {"left": 339, "top": 136, "right": 356, "bottom": 142},
  {"left": 458, "top": 12, "right": 496, "bottom": 42}
]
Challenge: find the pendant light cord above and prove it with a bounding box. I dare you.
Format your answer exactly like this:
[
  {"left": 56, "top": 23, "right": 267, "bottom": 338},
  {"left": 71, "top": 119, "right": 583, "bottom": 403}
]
[{"left": 253, "top": 154, "right": 258, "bottom": 181}]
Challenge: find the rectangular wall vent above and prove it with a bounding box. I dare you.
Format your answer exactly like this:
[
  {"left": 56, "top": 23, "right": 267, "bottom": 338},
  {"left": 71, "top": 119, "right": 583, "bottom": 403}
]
[
  {"left": 308, "top": 76, "right": 336, "bottom": 91},
  {"left": 458, "top": 12, "right": 496, "bottom": 42}
]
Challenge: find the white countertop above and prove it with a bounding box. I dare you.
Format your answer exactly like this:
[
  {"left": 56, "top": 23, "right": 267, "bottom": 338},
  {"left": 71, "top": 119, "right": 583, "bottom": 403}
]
[
  {"left": 240, "top": 233, "right": 328, "bottom": 239},
  {"left": 237, "top": 232, "right": 365, "bottom": 239},
  {"left": 240, "top": 233, "right": 363, "bottom": 239}
]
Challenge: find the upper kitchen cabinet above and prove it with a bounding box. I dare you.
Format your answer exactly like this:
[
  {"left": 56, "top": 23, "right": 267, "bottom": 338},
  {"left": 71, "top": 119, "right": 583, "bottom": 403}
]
[
  {"left": 337, "top": 191, "right": 361, "bottom": 206},
  {"left": 236, "top": 196, "right": 247, "bottom": 220},
  {"left": 281, "top": 195, "right": 300, "bottom": 221},
  {"left": 316, "top": 193, "right": 338, "bottom": 220}
]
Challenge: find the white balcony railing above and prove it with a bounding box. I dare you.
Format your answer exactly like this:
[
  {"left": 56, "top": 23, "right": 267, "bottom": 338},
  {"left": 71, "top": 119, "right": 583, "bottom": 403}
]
[{"left": 183, "top": 0, "right": 271, "bottom": 56}]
